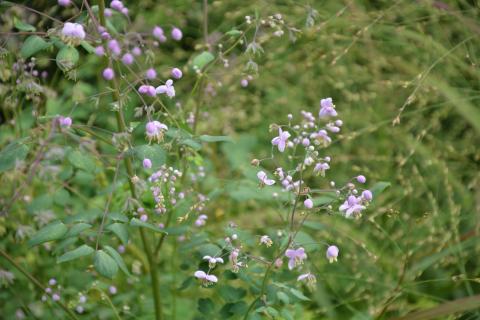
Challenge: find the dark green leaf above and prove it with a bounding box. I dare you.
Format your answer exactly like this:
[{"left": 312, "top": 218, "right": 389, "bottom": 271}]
[
  {"left": 57, "top": 244, "right": 94, "bottom": 263},
  {"left": 371, "top": 181, "right": 391, "bottom": 196},
  {"left": 68, "top": 150, "right": 96, "bottom": 173},
  {"left": 107, "top": 223, "right": 129, "bottom": 245},
  {"left": 290, "top": 288, "right": 310, "bottom": 301},
  {"left": 198, "top": 298, "right": 215, "bottom": 315},
  {"left": 0, "top": 140, "right": 29, "bottom": 173},
  {"left": 28, "top": 221, "right": 68, "bottom": 247},
  {"left": 131, "top": 144, "right": 167, "bottom": 167},
  {"left": 63, "top": 223, "right": 92, "bottom": 238},
  {"left": 94, "top": 250, "right": 118, "bottom": 279},
  {"left": 20, "top": 35, "right": 50, "bottom": 59},
  {"left": 104, "top": 245, "right": 130, "bottom": 276},
  {"left": 14, "top": 18, "right": 36, "bottom": 32}
]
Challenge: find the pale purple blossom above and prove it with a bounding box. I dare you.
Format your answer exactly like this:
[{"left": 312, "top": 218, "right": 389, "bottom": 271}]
[
  {"left": 52, "top": 293, "right": 60, "bottom": 301},
  {"left": 171, "top": 68, "right": 182, "bottom": 79},
  {"left": 304, "top": 198, "right": 313, "bottom": 209},
  {"left": 195, "top": 214, "right": 208, "bottom": 227},
  {"left": 356, "top": 175, "right": 366, "bottom": 184},
  {"left": 58, "top": 116, "right": 72, "bottom": 128},
  {"left": 102, "top": 68, "right": 115, "bottom": 80},
  {"left": 319, "top": 97, "right": 337, "bottom": 118},
  {"left": 58, "top": 0, "right": 71, "bottom": 6},
  {"left": 240, "top": 79, "right": 248, "bottom": 87},
  {"left": 94, "top": 46, "right": 105, "bottom": 56},
  {"left": 271, "top": 128, "right": 291, "bottom": 152},
  {"left": 138, "top": 85, "right": 156, "bottom": 97},
  {"left": 156, "top": 79, "right": 175, "bottom": 98},
  {"left": 75, "top": 306, "right": 84, "bottom": 314},
  {"left": 326, "top": 245, "right": 339, "bottom": 262},
  {"left": 152, "top": 26, "right": 166, "bottom": 42},
  {"left": 203, "top": 256, "right": 224, "bottom": 268},
  {"left": 121, "top": 53, "right": 134, "bottom": 65},
  {"left": 362, "top": 190, "right": 373, "bottom": 201},
  {"left": 140, "top": 214, "right": 148, "bottom": 222},
  {"left": 259, "top": 235, "right": 273, "bottom": 247},
  {"left": 107, "top": 39, "right": 121, "bottom": 56},
  {"left": 297, "top": 273, "right": 316, "bottom": 288},
  {"left": 79, "top": 295, "right": 87, "bottom": 304},
  {"left": 143, "top": 158, "right": 152, "bottom": 169},
  {"left": 285, "top": 247, "right": 307, "bottom": 270},
  {"left": 145, "top": 68, "right": 157, "bottom": 80},
  {"left": 146, "top": 120, "right": 168, "bottom": 142},
  {"left": 48, "top": 278, "right": 57, "bottom": 286},
  {"left": 110, "top": 0, "right": 123, "bottom": 11},
  {"left": 171, "top": 27, "right": 183, "bottom": 41},
  {"left": 313, "top": 162, "right": 330, "bottom": 176},
  {"left": 109, "top": 286, "right": 117, "bottom": 295},
  {"left": 194, "top": 270, "right": 218, "bottom": 286},
  {"left": 257, "top": 171, "right": 275, "bottom": 186},
  {"left": 339, "top": 195, "right": 366, "bottom": 218},
  {"left": 61, "top": 23, "right": 86, "bottom": 40}
]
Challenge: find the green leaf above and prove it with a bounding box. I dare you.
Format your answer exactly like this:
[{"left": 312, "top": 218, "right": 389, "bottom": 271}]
[
  {"left": 192, "top": 51, "right": 214, "bottom": 70},
  {"left": 20, "top": 35, "right": 50, "bottom": 59},
  {"left": 0, "top": 140, "right": 29, "bottom": 173},
  {"left": 63, "top": 223, "right": 92, "bottom": 238},
  {"left": 226, "top": 29, "right": 242, "bottom": 36},
  {"left": 56, "top": 46, "right": 80, "bottom": 72},
  {"left": 198, "top": 298, "right": 215, "bottom": 315},
  {"left": 57, "top": 244, "right": 94, "bottom": 263},
  {"left": 290, "top": 288, "right": 310, "bottom": 301},
  {"left": 370, "top": 181, "right": 391, "bottom": 196},
  {"left": 53, "top": 188, "right": 71, "bottom": 206},
  {"left": 94, "top": 250, "right": 118, "bottom": 279},
  {"left": 107, "top": 212, "right": 129, "bottom": 223},
  {"left": 129, "top": 218, "right": 167, "bottom": 234},
  {"left": 28, "top": 221, "right": 68, "bottom": 247},
  {"left": 277, "top": 291, "right": 290, "bottom": 304},
  {"left": 103, "top": 245, "right": 130, "bottom": 276},
  {"left": 80, "top": 40, "right": 94, "bottom": 53},
  {"left": 218, "top": 285, "right": 246, "bottom": 302},
  {"left": 68, "top": 150, "right": 96, "bottom": 173},
  {"left": 14, "top": 18, "right": 36, "bottom": 32},
  {"left": 131, "top": 144, "right": 167, "bottom": 167},
  {"left": 199, "top": 135, "right": 233, "bottom": 143},
  {"left": 106, "top": 223, "right": 129, "bottom": 245}
]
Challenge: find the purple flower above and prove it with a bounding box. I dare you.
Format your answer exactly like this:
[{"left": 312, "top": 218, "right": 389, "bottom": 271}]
[
  {"left": 102, "top": 68, "right": 115, "bottom": 80},
  {"left": 79, "top": 295, "right": 87, "bottom": 303},
  {"left": 146, "top": 120, "right": 168, "bottom": 142},
  {"left": 271, "top": 127, "right": 291, "bottom": 152},
  {"left": 339, "top": 195, "right": 366, "bottom": 218},
  {"left": 171, "top": 27, "right": 183, "bottom": 41},
  {"left": 48, "top": 278, "right": 57, "bottom": 286},
  {"left": 121, "top": 7, "right": 129, "bottom": 16},
  {"left": 52, "top": 293, "right": 60, "bottom": 301},
  {"left": 140, "top": 214, "right": 148, "bottom": 222},
  {"left": 58, "top": 0, "right": 71, "bottom": 6},
  {"left": 58, "top": 116, "right": 72, "bottom": 128},
  {"left": 156, "top": 79, "right": 175, "bottom": 98},
  {"left": 109, "top": 286, "right": 117, "bottom": 295},
  {"left": 259, "top": 235, "right": 273, "bottom": 247},
  {"left": 362, "top": 190, "right": 373, "bottom": 201},
  {"left": 257, "top": 171, "right": 275, "bottom": 186},
  {"left": 108, "top": 39, "right": 121, "bottom": 56},
  {"left": 304, "top": 198, "right": 313, "bottom": 209},
  {"left": 356, "top": 175, "right": 366, "bottom": 184},
  {"left": 61, "top": 22, "right": 86, "bottom": 40},
  {"left": 171, "top": 68, "right": 182, "bottom": 79},
  {"left": 138, "top": 85, "right": 156, "bottom": 97},
  {"left": 143, "top": 158, "right": 152, "bottom": 169},
  {"left": 240, "top": 79, "right": 248, "bottom": 87},
  {"left": 94, "top": 46, "right": 105, "bottom": 56},
  {"left": 132, "top": 46, "right": 142, "bottom": 56},
  {"left": 285, "top": 247, "right": 307, "bottom": 270},
  {"left": 104, "top": 8, "right": 112, "bottom": 17},
  {"left": 319, "top": 97, "right": 337, "bottom": 118},
  {"left": 152, "top": 26, "right": 166, "bottom": 42},
  {"left": 110, "top": 0, "right": 123, "bottom": 11},
  {"left": 203, "top": 256, "right": 224, "bottom": 268},
  {"left": 313, "top": 162, "right": 330, "bottom": 176},
  {"left": 121, "top": 53, "right": 134, "bottom": 65},
  {"left": 194, "top": 270, "right": 218, "bottom": 286},
  {"left": 195, "top": 214, "right": 208, "bottom": 227},
  {"left": 297, "top": 273, "right": 316, "bottom": 288},
  {"left": 326, "top": 245, "right": 339, "bottom": 262},
  {"left": 145, "top": 68, "right": 157, "bottom": 80}
]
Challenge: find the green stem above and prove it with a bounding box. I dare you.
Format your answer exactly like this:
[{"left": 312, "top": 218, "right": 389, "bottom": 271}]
[{"left": 0, "top": 249, "right": 79, "bottom": 320}]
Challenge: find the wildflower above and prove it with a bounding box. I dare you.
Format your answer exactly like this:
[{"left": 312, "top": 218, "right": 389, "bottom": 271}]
[
  {"left": 143, "top": 158, "right": 152, "bottom": 169},
  {"left": 194, "top": 270, "right": 218, "bottom": 286},
  {"left": 326, "top": 245, "right": 339, "bottom": 262},
  {"left": 259, "top": 235, "right": 273, "bottom": 247},
  {"left": 362, "top": 190, "right": 373, "bottom": 201},
  {"left": 339, "top": 195, "right": 365, "bottom": 218},
  {"left": 203, "top": 256, "right": 224, "bottom": 268},
  {"left": 138, "top": 85, "right": 156, "bottom": 97},
  {"left": 304, "top": 198, "right": 313, "bottom": 209},
  {"left": 257, "top": 171, "right": 275, "bottom": 186},
  {"left": 121, "top": 53, "right": 134, "bottom": 65},
  {"left": 285, "top": 247, "right": 307, "bottom": 270},
  {"left": 356, "top": 175, "right": 366, "bottom": 184},
  {"left": 58, "top": 0, "right": 70, "bottom": 6},
  {"left": 49, "top": 278, "right": 57, "bottom": 286},
  {"left": 110, "top": 0, "right": 124, "bottom": 11},
  {"left": 75, "top": 306, "right": 84, "bottom": 314},
  {"left": 121, "top": 8, "right": 129, "bottom": 16},
  {"left": 140, "top": 214, "right": 148, "bottom": 222},
  {"left": 145, "top": 68, "right": 157, "bottom": 79},
  {"left": 61, "top": 23, "right": 86, "bottom": 45},
  {"left": 274, "top": 258, "right": 283, "bottom": 268},
  {"left": 313, "top": 162, "right": 330, "bottom": 176},
  {"left": 104, "top": 8, "right": 112, "bottom": 17},
  {"left": 145, "top": 120, "right": 168, "bottom": 142},
  {"left": 156, "top": 79, "right": 175, "bottom": 98},
  {"left": 109, "top": 286, "right": 117, "bottom": 295},
  {"left": 79, "top": 295, "right": 87, "bottom": 303},
  {"left": 171, "top": 27, "right": 183, "bottom": 41},
  {"left": 52, "top": 293, "right": 60, "bottom": 301},
  {"left": 195, "top": 214, "right": 208, "bottom": 227},
  {"left": 319, "top": 97, "right": 337, "bottom": 118},
  {"left": 118, "top": 245, "right": 125, "bottom": 253},
  {"left": 271, "top": 127, "right": 291, "bottom": 152},
  {"left": 102, "top": 68, "right": 114, "bottom": 80},
  {"left": 171, "top": 68, "right": 183, "bottom": 79},
  {"left": 132, "top": 47, "right": 141, "bottom": 56},
  {"left": 152, "top": 26, "right": 166, "bottom": 42},
  {"left": 297, "top": 273, "right": 317, "bottom": 289},
  {"left": 229, "top": 248, "right": 242, "bottom": 272},
  {"left": 240, "top": 79, "right": 248, "bottom": 87},
  {"left": 94, "top": 46, "right": 105, "bottom": 56},
  {"left": 58, "top": 116, "right": 72, "bottom": 128},
  {"left": 107, "top": 39, "right": 121, "bottom": 56}
]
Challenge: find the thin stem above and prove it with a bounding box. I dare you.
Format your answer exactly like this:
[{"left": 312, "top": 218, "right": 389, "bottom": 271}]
[
  {"left": 203, "top": 0, "right": 208, "bottom": 49},
  {"left": 0, "top": 249, "right": 79, "bottom": 320}
]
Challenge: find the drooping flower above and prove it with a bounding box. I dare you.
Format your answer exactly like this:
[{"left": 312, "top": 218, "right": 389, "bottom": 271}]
[
  {"left": 171, "top": 27, "right": 183, "bottom": 41},
  {"left": 313, "top": 162, "right": 330, "bottom": 176},
  {"left": 339, "top": 195, "right": 365, "bottom": 218},
  {"left": 156, "top": 79, "right": 175, "bottom": 98},
  {"left": 319, "top": 97, "right": 337, "bottom": 118},
  {"left": 61, "top": 23, "right": 86, "bottom": 45},
  {"left": 203, "top": 256, "right": 224, "bottom": 268},
  {"left": 297, "top": 273, "right": 317, "bottom": 289},
  {"left": 194, "top": 270, "right": 218, "bottom": 286},
  {"left": 257, "top": 171, "right": 275, "bottom": 186},
  {"left": 229, "top": 248, "right": 242, "bottom": 273},
  {"left": 326, "top": 245, "right": 339, "bottom": 263},
  {"left": 145, "top": 120, "right": 168, "bottom": 142},
  {"left": 285, "top": 247, "right": 307, "bottom": 270},
  {"left": 304, "top": 198, "right": 313, "bottom": 209},
  {"left": 271, "top": 127, "right": 291, "bottom": 152},
  {"left": 259, "top": 235, "right": 273, "bottom": 247},
  {"left": 362, "top": 190, "right": 373, "bottom": 201}
]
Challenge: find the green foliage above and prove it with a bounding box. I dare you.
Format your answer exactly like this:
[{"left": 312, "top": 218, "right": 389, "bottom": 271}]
[
  {"left": 94, "top": 250, "right": 119, "bottom": 279},
  {"left": 57, "top": 244, "right": 94, "bottom": 263},
  {"left": 28, "top": 221, "right": 68, "bottom": 247},
  {"left": 20, "top": 35, "right": 50, "bottom": 58}
]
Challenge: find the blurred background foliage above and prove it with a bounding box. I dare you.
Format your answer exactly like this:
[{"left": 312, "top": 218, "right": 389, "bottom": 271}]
[{"left": 1, "top": 0, "right": 480, "bottom": 319}]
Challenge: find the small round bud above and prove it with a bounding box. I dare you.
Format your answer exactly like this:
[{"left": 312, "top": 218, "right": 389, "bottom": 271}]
[
  {"left": 304, "top": 198, "right": 313, "bottom": 209},
  {"left": 143, "top": 158, "right": 152, "bottom": 169},
  {"left": 171, "top": 68, "right": 183, "bottom": 79},
  {"left": 356, "top": 175, "right": 366, "bottom": 184},
  {"left": 171, "top": 27, "right": 183, "bottom": 41},
  {"left": 102, "top": 68, "right": 114, "bottom": 80}
]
